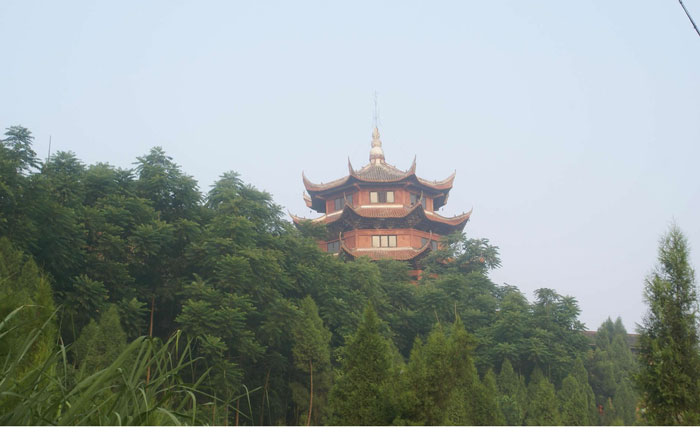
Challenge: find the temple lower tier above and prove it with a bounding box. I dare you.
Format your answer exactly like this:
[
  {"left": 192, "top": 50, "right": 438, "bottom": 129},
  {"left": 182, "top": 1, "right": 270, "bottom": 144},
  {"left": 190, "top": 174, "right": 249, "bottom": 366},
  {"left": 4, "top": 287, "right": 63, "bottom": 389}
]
[{"left": 323, "top": 228, "right": 440, "bottom": 261}]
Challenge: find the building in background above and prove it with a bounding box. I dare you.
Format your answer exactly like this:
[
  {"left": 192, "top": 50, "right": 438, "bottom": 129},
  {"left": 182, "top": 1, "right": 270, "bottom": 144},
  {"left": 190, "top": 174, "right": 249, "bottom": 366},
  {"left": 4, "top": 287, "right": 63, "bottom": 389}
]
[{"left": 291, "top": 127, "right": 471, "bottom": 276}]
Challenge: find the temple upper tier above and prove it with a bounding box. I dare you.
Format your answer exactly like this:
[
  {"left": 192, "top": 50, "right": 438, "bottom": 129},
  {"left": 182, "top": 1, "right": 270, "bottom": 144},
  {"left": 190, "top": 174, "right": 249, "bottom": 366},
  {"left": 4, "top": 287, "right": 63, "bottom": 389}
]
[{"left": 291, "top": 126, "right": 470, "bottom": 269}]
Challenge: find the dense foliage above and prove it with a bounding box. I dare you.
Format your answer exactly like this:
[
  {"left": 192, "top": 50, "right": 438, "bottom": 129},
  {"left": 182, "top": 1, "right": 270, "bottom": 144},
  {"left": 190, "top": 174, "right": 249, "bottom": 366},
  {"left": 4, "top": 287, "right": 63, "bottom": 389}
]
[
  {"left": 637, "top": 225, "right": 700, "bottom": 425},
  {"left": 1, "top": 124, "right": 691, "bottom": 425}
]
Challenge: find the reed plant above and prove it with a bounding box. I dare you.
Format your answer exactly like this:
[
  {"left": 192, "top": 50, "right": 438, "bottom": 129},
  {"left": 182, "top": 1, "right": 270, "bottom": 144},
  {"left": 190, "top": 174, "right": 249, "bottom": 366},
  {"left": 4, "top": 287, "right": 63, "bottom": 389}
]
[{"left": 0, "top": 306, "right": 255, "bottom": 425}]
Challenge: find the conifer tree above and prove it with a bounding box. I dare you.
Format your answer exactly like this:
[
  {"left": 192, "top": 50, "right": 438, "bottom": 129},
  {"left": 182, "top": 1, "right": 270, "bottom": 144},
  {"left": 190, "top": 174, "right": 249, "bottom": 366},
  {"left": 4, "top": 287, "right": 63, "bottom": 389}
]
[
  {"left": 637, "top": 225, "right": 700, "bottom": 425},
  {"left": 399, "top": 317, "right": 483, "bottom": 426},
  {"left": 497, "top": 359, "right": 526, "bottom": 425},
  {"left": 558, "top": 375, "right": 589, "bottom": 425},
  {"left": 525, "top": 367, "right": 561, "bottom": 426},
  {"left": 614, "top": 379, "right": 637, "bottom": 425},
  {"left": 404, "top": 323, "right": 456, "bottom": 425},
  {"left": 0, "top": 238, "right": 56, "bottom": 378},
  {"left": 328, "top": 304, "right": 394, "bottom": 425},
  {"left": 589, "top": 317, "right": 638, "bottom": 425},
  {"left": 290, "top": 296, "right": 331, "bottom": 425},
  {"left": 570, "top": 357, "right": 598, "bottom": 425},
  {"left": 443, "top": 318, "right": 486, "bottom": 425},
  {"left": 478, "top": 369, "right": 506, "bottom": 425},
  {"left": 73, "top": 304, "right": 127, "bottom": 375}
]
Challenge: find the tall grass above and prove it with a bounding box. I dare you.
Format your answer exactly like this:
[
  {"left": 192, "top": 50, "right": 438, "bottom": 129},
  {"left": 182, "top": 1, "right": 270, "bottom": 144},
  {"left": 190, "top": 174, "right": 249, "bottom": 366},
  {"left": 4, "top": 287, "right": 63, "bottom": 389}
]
[{"left": 0, "top": 306, "right": 256, "bottom": 426}]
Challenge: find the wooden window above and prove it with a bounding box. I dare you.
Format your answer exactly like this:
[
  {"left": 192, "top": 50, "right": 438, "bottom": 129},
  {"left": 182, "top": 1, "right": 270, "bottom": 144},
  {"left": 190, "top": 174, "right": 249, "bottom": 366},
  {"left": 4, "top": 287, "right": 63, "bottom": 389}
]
[
  {"left": 422, "top": 238, "right": 438, "bottom": 250},
  {"left": 410, "top": 193, "right": 426, "bottom": 207},
  {"left": 372, "top": 235, "right": 397, "bottom": 248},
  {"left": 327, "top": 240, "right": 340, "bottom": 253},
  {"left": 370, "top": 191, "right": 394, "bottom": 204},
  {"left": 333, "top": 195, "right": 352, "bottom": 210}
]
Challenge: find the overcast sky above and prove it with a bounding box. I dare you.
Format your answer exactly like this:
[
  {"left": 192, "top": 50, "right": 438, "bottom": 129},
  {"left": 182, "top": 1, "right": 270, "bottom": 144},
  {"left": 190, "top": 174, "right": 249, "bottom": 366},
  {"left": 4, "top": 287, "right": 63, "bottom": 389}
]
[{"left": 2, "top": 0, "right": 699, "bottom": 331}]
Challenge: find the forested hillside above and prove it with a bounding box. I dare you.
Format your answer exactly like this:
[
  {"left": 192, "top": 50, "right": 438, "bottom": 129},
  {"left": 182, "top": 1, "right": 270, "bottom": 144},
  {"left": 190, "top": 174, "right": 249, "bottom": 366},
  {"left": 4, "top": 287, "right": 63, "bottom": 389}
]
[{"left": 0, "top": 125, "right": 662, "bottom": 425}]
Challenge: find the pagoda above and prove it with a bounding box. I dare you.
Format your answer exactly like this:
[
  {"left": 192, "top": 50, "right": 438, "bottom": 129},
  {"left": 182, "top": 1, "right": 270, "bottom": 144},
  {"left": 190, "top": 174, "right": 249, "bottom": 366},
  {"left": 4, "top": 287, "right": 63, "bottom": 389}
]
[{"left": 291, "top": 126, "right": 471, "bottom": 274}]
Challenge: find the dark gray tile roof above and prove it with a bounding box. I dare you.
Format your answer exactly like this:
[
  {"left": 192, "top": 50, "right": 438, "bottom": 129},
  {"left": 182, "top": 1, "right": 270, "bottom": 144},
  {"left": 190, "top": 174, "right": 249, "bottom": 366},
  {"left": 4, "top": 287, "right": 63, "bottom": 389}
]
[{"left": 353, "top": 162, "right": 409, "bottom": 182}]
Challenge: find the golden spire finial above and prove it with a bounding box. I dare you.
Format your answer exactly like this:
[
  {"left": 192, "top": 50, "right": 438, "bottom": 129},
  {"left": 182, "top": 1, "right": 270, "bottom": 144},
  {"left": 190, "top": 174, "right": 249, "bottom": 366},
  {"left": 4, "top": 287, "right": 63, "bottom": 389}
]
[{"left": 370, "top": 126, "right": 384, "bottom": 163}]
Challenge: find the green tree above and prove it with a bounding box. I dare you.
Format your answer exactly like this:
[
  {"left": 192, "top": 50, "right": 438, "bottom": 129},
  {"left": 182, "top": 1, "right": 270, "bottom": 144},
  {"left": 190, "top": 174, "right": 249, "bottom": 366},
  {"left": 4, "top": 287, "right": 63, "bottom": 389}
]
[
  {"left": 422, "top": 233, "right": 501, "bottom": 276},
  {"left": 588, "top": 317, "right": 638, "bottom": 424},
  {"left": 73, "top": 304, "right": 127, "bottom": 375},
  {"left": 527, "top": 288, "right": 587, "bottom": 385},
  {"left": 485, "top": 288, "right": 530, "bottom": 374},
  {"left": 477, "top": 369, "right": 505, "bottom": 425},
  {"left": 0, "top": 237, "right": 56, "bottom": 378},
  {"left": 636, "top": 225, "right": 700, "bottom": 425},
  {"left": 134, "top": 147, "right": 201, "bottom": 223},
  {"left": 497, "top": 358, "right": 526, "bottom": 425},
  {"left": 614, "top": 379, "right": 638, "bottom": 425},
  {"left": 402, "top": 316, "right": 499, "bottom": 426},
  {"left": 570, "top": 357, "right": 598, "bottom": 425},
  {"left": 0, "top": 126, "right": 40, "bottom": 252},
  {"left": 328, "top": 304, "right": 394, "bottom": 425},
  {"left": 403, "top": 323, "right": 458, "bottom": 424},
  {"left": 290, "top": 297, "right": 331, "bottom": 425},
  {"left": 525, "top": 367, "right": 561, "bottom": 426},
  {"left": 558, "top": 375, "right": 589, "bottom": 425}
]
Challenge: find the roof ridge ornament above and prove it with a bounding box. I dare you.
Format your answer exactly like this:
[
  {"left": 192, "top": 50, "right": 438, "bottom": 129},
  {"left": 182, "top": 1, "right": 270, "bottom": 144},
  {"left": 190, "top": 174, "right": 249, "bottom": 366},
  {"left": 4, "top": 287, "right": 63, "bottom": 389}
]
[
  {"left": 408, "top": 155, "right": 416, "bottom": 174},
  {"left": 348, "top": 157, "right": 355, "bottom": 175},
  {"left": 369, "top": 126, "right": 385, "bottom": 164}
]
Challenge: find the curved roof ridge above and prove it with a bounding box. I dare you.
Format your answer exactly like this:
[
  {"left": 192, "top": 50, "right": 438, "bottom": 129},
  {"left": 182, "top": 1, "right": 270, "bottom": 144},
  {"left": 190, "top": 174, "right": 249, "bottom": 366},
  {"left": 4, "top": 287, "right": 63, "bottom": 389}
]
[
  {"left": 302, "top": 171, "right": 350, "bottom": 191},
  {"left": 424, "top": 208, "right": 472, "bottom": 225},
  {"left": 351, "top": 159, "right": 409, "bottom": 183},
  {"left": 341, "top": 201, "right": 422, "bottom": 219},
  {"left": 288, "top": 211, "right": 307, "bottom": 225},
  {"left": 416, "top": 170, "right": 456, "bottom": 189},
  {"left": 303, "top": 165, "right": 455, "bottom": 193}
]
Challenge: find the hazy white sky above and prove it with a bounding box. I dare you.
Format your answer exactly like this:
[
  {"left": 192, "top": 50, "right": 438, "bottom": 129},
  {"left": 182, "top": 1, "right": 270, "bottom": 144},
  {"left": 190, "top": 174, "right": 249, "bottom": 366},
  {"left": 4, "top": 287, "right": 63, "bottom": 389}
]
[{"left": 2, "top": 0, "right": 699, "bottom": 331}]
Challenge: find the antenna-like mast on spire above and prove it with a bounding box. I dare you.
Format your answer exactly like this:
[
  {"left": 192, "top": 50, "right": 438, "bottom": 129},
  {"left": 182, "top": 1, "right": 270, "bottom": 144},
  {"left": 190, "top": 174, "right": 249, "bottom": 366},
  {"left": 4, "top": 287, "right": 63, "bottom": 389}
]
[
  {"left": 369, "top": 91, "right": 385, "bottom": 164},
  {"left": 372, "top": 91, "right": 380, "bottom": 128}
]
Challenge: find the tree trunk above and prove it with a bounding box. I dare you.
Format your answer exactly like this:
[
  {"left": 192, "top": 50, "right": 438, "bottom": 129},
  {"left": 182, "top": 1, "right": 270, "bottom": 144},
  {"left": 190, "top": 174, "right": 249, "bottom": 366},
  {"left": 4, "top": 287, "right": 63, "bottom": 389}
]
[
  {"left": 235, "top": 399, "right": 240, "bottom": 426},
  {"left": 307, "top": 359, "right": 313, "bottom": 426},
  {"left": 148, "top": 294, "right": 155, "bottom": 337},
  {"left": 146, "top": 294, "right": 155, "bottom": 384},
  {"left": 260, "top": 368, "right": 271, "bottom": 425}
]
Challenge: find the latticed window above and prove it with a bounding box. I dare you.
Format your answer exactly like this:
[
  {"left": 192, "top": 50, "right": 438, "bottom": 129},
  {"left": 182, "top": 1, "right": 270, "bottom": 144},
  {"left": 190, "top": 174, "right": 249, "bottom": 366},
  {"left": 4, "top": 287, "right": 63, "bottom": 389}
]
[{"left": 372, "top": 235, "right": 397, "bottom": 248}]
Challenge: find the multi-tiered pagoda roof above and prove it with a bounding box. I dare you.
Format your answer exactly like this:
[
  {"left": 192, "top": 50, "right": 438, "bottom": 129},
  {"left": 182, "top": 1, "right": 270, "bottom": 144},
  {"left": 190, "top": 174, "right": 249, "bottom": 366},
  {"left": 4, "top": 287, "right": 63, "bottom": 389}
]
[{"left": 291, "top": 127, "right": 470, "bottom": 267}]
